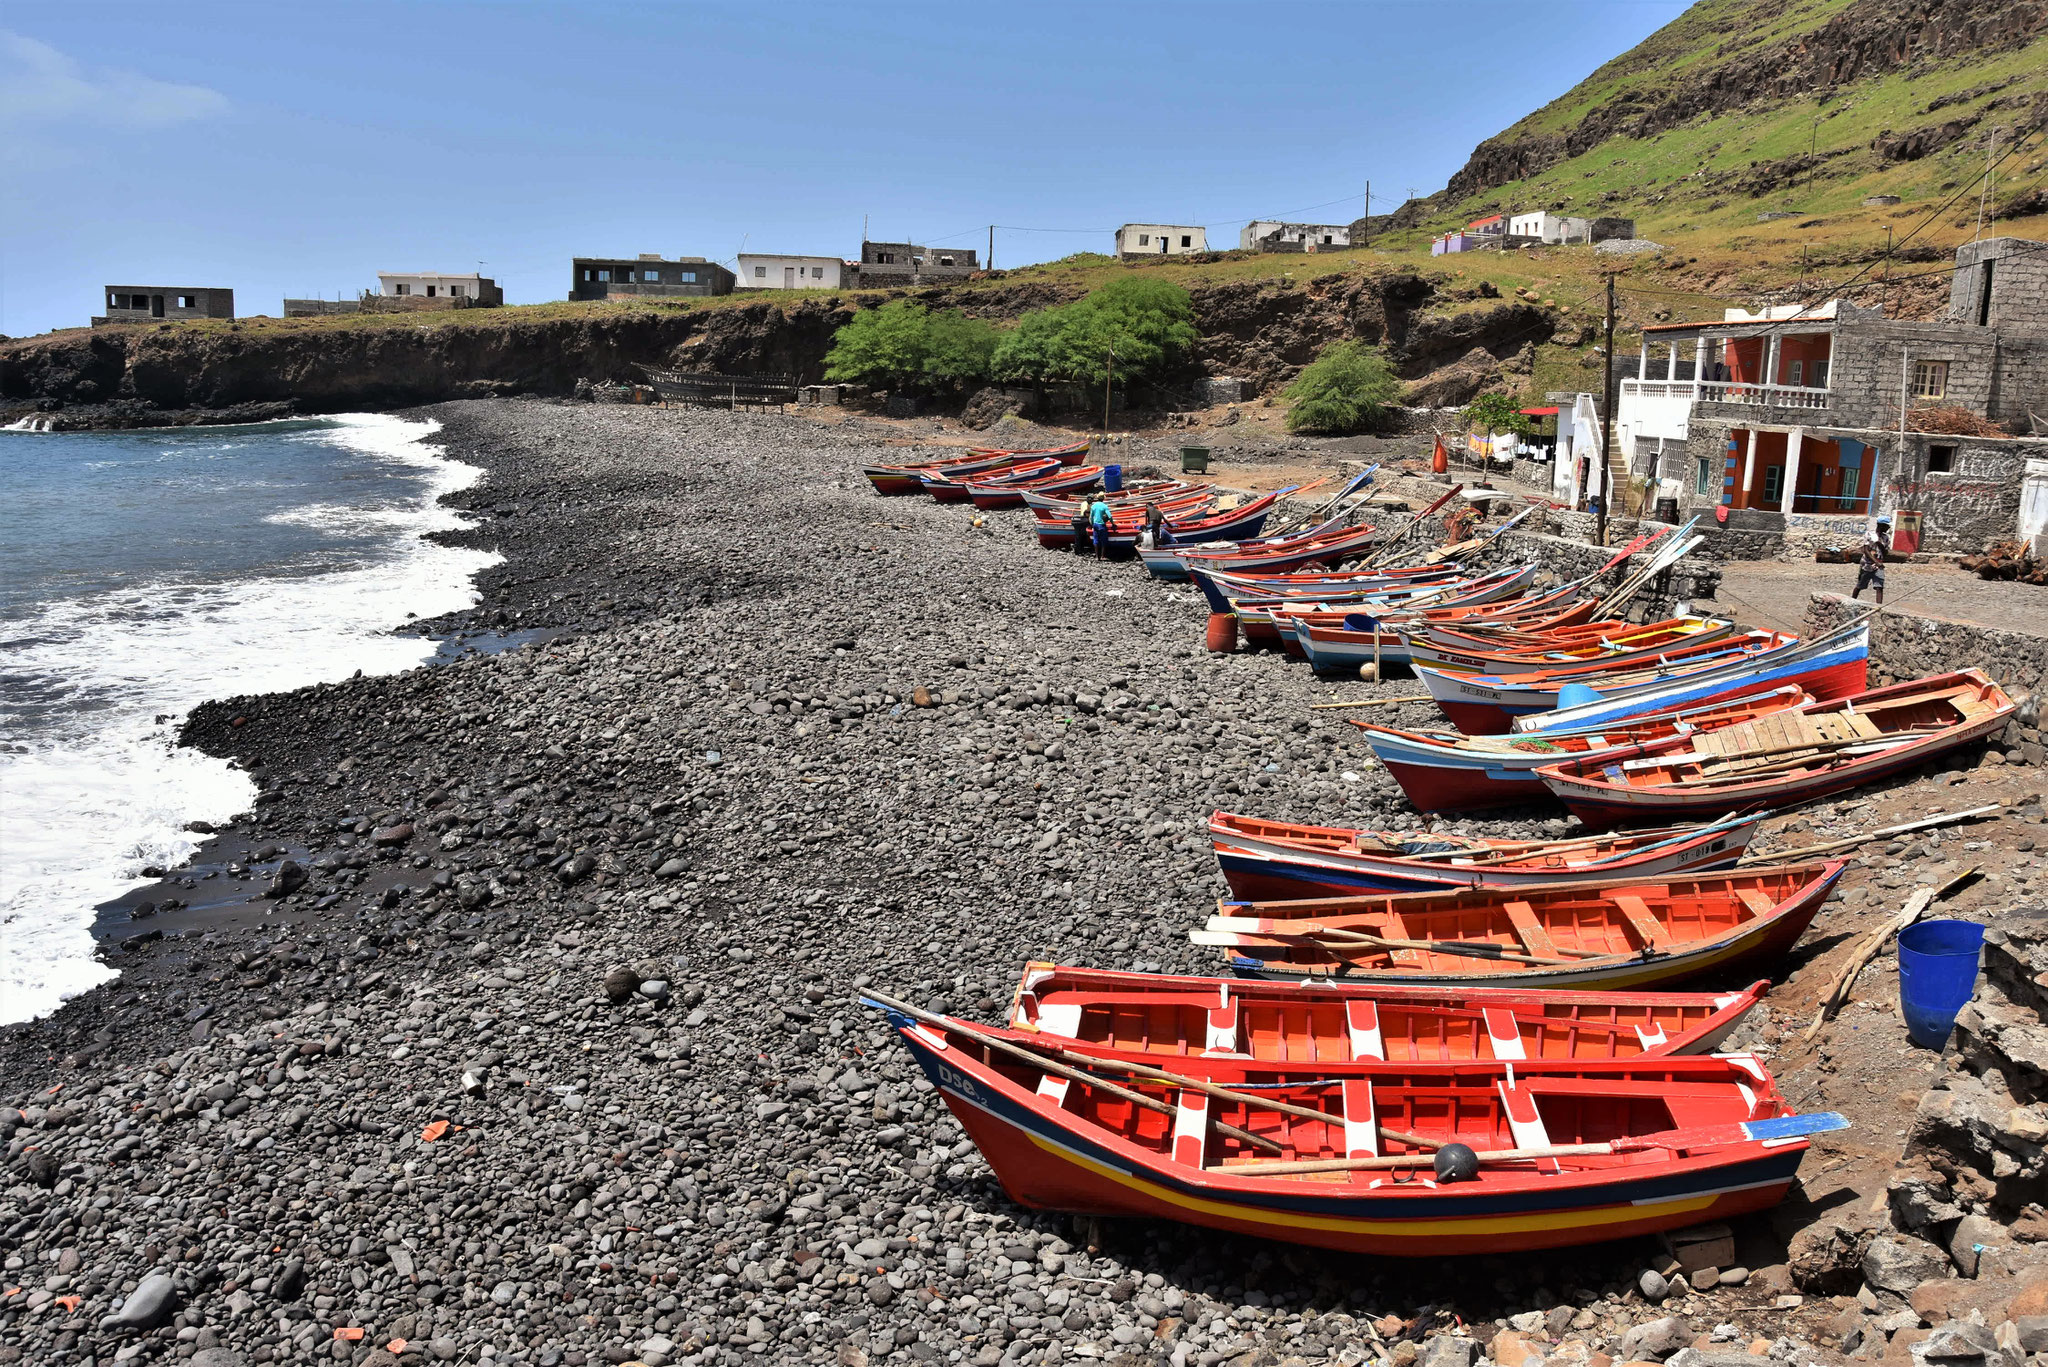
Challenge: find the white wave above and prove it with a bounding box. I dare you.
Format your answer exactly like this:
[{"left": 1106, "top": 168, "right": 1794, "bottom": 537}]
[{"left": 0, "top": 413, "right": 500, "bottom": 1025}]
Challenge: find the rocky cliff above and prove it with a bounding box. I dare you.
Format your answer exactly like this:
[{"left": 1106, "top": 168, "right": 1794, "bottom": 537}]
[
  {"left": 0, "top": 271, "right": 1557, "bottom": 426},
  {"left": 1442, "top": 0, "right": 2048, "bottom": 205}
]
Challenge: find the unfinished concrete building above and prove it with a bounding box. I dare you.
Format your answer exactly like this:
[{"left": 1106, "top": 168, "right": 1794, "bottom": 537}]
[
  {"left": 94, "top": 286, "right": 234, "bottom": 326},
  {"left": 1614, "top": 237, "right": 2048, "bottom": 554},
  {"left": 855, "top": 241, "right": 978, "bottom": 286}
]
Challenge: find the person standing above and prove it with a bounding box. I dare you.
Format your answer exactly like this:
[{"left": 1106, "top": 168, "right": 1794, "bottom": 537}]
[
  {"left": 1070, "top": 502, "right": 1091, "bottom": 556},
  {"left": 1853, "top": 518, "right": 1890, "bottom": 604},
  {"left": 1088, "top": 495, "right": 1112, "bottom": 559}
]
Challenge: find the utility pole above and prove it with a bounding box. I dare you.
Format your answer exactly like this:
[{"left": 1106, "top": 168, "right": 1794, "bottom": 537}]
[
  {"left": 1362, "top": 181, "right": 1370, "bottom": 248},
  {"left": 987, "top": 225, "right": 994, "bottom": 271},
  {"left": 1103, "top": 341, "right": 1115, "bottom": 436},
  {"left": 1976, "top": 127, "right": 1998, "bottom": 241},
  {"left": 1597, "top": 271, "right": 1616, "bottom": 546},
  {"left": 1883, "top": 224, "right": 1894, "bottom": 316}
]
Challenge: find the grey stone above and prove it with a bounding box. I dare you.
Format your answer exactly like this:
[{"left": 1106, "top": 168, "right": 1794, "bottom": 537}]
[
  {"left": 190, "top": 1351, "right": 249, "bottom": 1367},
  {"left": 1918, "top": 1322, "right": 1999, "bottom": 1359},
  {"left": 1862, "top": 1234, "right": 1951, "bottom": 1295},
  {"left": 1639, "top": 1269, "right": 1671, "bottom": 1301},
  {"left": 1946, "top": 1213, "right": 2006, "bottom": 1277},
  {"left": 429, "top": 1338, "right": 459, "bottom": 1361},
  {"left": 1619, "top": 1317, "right": 1691, "bottom": 1362},
  {"left": 106, "top": 1272, "right": 178, "bottom": 1329},
  {"left": 1418, "top": 1336, "right": 1478, "bottom": 1367},
  {"left": 2013, "top": 1318, "right": 2048, "bottom": 1354}
]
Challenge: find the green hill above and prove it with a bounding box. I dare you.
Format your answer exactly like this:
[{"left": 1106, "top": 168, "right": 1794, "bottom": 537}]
[{"left": 1401, "top": 0, "right": 2048, "bottom": 285}]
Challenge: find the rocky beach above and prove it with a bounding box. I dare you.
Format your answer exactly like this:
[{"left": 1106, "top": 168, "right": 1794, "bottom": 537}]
[{"left": 6, "top": 398, "right": 2046, "bottom": 1367}]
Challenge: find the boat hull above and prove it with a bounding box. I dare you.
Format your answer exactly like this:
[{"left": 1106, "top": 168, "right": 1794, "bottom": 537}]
[{"left": 893, "top": 1027, "right": 1806, "bottom": 1256}]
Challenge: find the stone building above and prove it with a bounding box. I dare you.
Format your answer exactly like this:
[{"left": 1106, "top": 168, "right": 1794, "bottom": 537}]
[
  {"left": 571, "top": 255, "right": 735, "bottom": 301},
  {"left": 853, "top": 241, "right": 977, "bottom": 285},
  {"left": 1240, "top": 221, "right": 1352, "bottom": 252},
  {"left": 94, "top": 286, "right": 234, "bottom": 326},
  {"left": 1614, "top": 236, "right": 2048, "bottom": 554}
]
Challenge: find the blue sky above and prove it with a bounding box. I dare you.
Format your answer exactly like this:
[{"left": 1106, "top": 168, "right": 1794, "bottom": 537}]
[{"left": 0, "top": 1, "right": 1689, "bottom": 337}]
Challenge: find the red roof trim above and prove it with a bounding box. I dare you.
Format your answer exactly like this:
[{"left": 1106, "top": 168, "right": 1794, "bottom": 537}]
[{"left": 1518, "top": 406, "right": 1559, "bottom": 416}]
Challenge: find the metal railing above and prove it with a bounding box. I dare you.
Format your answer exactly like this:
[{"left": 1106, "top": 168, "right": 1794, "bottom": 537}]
[{"left": 1618, "top": 378, "right": 1833, "bottom": 411}]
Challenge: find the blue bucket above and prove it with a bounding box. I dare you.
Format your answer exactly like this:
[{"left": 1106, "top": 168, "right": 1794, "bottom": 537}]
[
  {"left": 1103, "top": 463, "right": 1123, "bottom": 493},
  {"left": 1897, "top": 919, "right": 1984, "bottom": 1050}
]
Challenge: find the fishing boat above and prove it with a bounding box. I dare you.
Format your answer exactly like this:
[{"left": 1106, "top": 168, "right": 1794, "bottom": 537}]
[
  {"left": 1208, "top": 810, "right": 1763, "bottom": 898},
  {"left": 1140, "top": 520, "right": 1381, "bottom": 580},
  {"left": 1352, "top": 686, "right": 1815, "bottom": 812},
  {"left": 1262, "top": 567, "right": 1545, "bottom": 664},
  {"left": 968, "top": 438, "right": 1092, "bottom": 461},
  {"left": 967, "top": 463, "right": 1104, "bottom": 510},
  {"left": 1421, "top": 626, "right": 1870, "bottom": 735},
  {"left": 1005, "top": 963, "right": 1770, "bottom": 1060},
  {"left": 922, "top": 457, "right": 1057, "bottom": 504},
  {"left": 1400, "top": 616, "right": 1739, "bottom": 677},
  {"left": 1026, "top": 480, "right": 1211, "bottom": 515},
  {"left": 1036, "top": 489, "right": 1291, "bottom": 553},
  {"left": 1195, "top": 860, "right": 1845, "bottom": 989},
  {"left": 863, "top": 449, "right": 1037, "bottom": 496},
  {"left": 873, "top": 996, "right": 1829, "bottom": 1255},
  {"left": 1508, "top": 621, "right": 1873, "bottom": 735},
  {"left": 1191, "top": 562, "right": 1469, "bottom": 614},
  {"left": 1537, "top": 670, "right": 2017, "bottom": 830}
]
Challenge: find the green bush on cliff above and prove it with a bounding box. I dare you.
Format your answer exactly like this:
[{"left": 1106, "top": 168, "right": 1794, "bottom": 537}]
[
  {"left": 991, "top": 277, "right": 1197, "bottom": 386},
  {"left": 824, "top": 300, "right": 998, "bottom": 394},
  {"left": 1283, "top": 341, "right": 1399, "bottom": 435}
]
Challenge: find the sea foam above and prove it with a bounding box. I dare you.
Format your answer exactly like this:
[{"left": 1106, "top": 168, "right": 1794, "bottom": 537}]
[{"left": 0, "top": 414, "right": 499, "bottom": 1024}]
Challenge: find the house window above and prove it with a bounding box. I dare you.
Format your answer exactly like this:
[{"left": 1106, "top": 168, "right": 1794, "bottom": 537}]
[
  {"left": 877, "top": 252, "right": 895, "bottom": 263},
  {"left": 1137, "top": 235, "right": 1149, "bottom": 246},
  {"left": 1694, "top": 457, "right": 1713, "bottom": 496},
  {"left": 754, "top": 266, "right": 766, "bottom": 278},
  {"left": 1180, "top": 235, "right": 1192, "bottom": 247},
  {"left": 811, "top": 266, "right": 823, "bottom": 278},
  {"left": 1913, "top": 360, "right": 1948, "bottom": 399},
  {"left": 680, "top": 271, "right": 697, "bottom": 283},
  {"left": 1787, "top": 360, "right": 1803, "bottom": 386},
  {"left": 938, "top": 255, "right": 954, "bottom": 266},
  {"left": 1812, "top": 359, "right": 1829, "bottom": 388},
  {"left": 449, "top": 284, "right": 465, "bottom": 297},
  {"left": 1322, "top": 235, "right": 1333, "bottom": 244},
  {"left": 395, "top": 283, "right": 411, "bottom": 295},
  {"left": 176, "top": 295, "right": 196, "bottom": 309},
  {"left": 1762, "top": 465, "right": 1784, "bottom": 503},
  {"left": 1927, "top": 444, "right": 1956, "bottom": 473},
  {"left": 596, "top": 269, "right": 612, "bottom": 283},
  {"left": 426, "top": 286, "right": 437, "bottom": 297}
]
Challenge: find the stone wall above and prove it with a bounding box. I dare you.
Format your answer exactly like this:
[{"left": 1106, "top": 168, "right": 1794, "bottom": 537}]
[
  {"left": 1952, "top": 236, "right": 2048, "bottom": 338},
  {"left": 1803, "top": 591, "right": 2048, "bottom": 707}
]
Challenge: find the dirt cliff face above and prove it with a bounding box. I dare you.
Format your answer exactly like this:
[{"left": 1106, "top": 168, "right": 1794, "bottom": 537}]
[
  {"left": 1443, "top": 0, "right": 2048, "bottom": 204},
  {"left": 0, "top": 270, "right": 1558, "bottom": 424}
]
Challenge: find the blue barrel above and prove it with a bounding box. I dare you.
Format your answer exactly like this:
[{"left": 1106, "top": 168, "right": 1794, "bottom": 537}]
[
  {"left": 1103, "top": 463, "right": 1123, "bottom": 492},
  {"left": 1897, "top": 919, "right": 1984, "bottom": 1049}
]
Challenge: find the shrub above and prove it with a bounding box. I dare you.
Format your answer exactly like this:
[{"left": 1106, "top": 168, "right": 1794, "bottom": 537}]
[
  {"left": 1283, "top": 341, "right": 1400, "bottom": 435},
  {"left": 991, "top": 277, "right": 1197, "bottom": 386},
  {"left": 1462, "top": 390, "right": 1533, "bottom": 437},
  {"left": 824, "top": 300, "right": 998, "bottom": 393}
]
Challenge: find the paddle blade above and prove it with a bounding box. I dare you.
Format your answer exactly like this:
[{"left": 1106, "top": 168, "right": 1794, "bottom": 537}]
[
  {"left": 1741, "top": 1112, "right": 1850, "bottom": 1143},
  {"left": 1615, "top": 1110, "right": 1849, "bottom": 1153}
]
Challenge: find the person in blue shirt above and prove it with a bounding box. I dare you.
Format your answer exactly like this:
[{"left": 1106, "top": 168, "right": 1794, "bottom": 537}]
[{"left": 1088, "top": 496, "right": 1112, "bottom": 558}]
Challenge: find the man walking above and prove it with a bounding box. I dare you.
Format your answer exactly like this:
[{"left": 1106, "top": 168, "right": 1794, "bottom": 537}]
[{"left": 1853, "top": 517, "right": 1890, "bottom": 605}]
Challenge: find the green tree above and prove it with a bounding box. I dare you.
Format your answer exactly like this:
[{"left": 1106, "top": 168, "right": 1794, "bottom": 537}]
[
  {"left": 1462, "top": 390, "right": 1533, "bottom": 437},
  {"left": 823, "top": 300, "right": 997, "bottom": 393},
  {"left": 989, "top": 307, "right": 1070, "bottom": 383},
  {"left": 1283, "top": 341, "right": 1400, "bottom": 435},
  {"left": 990, "top": 276, "right": 1198, "bottom": 387}
]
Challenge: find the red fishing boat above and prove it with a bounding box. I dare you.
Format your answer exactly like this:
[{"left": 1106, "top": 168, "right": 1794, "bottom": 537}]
[
  {"left": 1208, "top": 810, "right": 1763, "bottom": 897},
  {"left": 1352, "top": 685, "right": 1815, "bottom": 812},
  {"left": 1537, "top": 670, "right": 2017, "bottom": 830},
  {"left": 967, "top": 464, "right": 1104, "bottom": 509},
  {"left": 872, "top": 994, "right": 1832, "bottom": 1256},
  {"left": 1195, "top": 861, "right": 1846, "bottom": 988},
  {"left": 967, "top": 438, "right": 1092, "bottom": 461},
  {"left": 1006, "top": 962, "right": 1770, "bottom": 1061},
  {"left": 921, "top": 457, "right": 1056, "bottom": 504}
]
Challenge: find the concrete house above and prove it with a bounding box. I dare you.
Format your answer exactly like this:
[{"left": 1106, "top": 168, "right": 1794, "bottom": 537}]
[
  {"left": 378, "top": 272, "right": 504, "bottom": 306},
  {"left": 1240, "top": 221, "right": 1351, "bottom": 252},
  {"left": 1506, "top": 211, "right": 1592, "bottom": 244},
  {"left": 1614, "top": 237, "right": 2048, "bottom": 553},
  {"left": 1431, "top": 215, "right": 1507, "bottom": 256},
  {"left": 95, "top": 286, "right": 233, "bottom": 326},
  {"left": 735, "top": 255, "right": 846, "bottom": 290},
  {"left": 856, "top": 241, "right": 977, "bottom": 285},
  {"left": 1115, "top": 224, "right": 1208, "bottom": 259},
  {"left": 571, "top": 255, "right": 736, "bottom": 301}
]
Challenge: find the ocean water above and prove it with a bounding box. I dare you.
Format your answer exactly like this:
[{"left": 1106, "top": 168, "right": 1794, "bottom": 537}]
[{"left": 0, "top": 414, "right": 499, "bottom": 1024}]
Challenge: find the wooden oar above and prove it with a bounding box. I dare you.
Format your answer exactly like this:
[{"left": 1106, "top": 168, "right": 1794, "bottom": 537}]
[
  {"left": 1209, "top": 1111, "right": 1851, "bottom": 1176},
  {"left": 1309, "top": 694, "right": 1430, "bottom": 711},
  {"left": 1741, "top": 804, "right": 2002, "bottom": 864},
  {"left": 859, "top": 990, "right": 1282, "bottom": 1153},
  {"left": 1022, "top": 1043, "right": 1444, "bottom": 1152},
  {"left": 1202, "top": 921, "right": 1585, "bottom": 967}
]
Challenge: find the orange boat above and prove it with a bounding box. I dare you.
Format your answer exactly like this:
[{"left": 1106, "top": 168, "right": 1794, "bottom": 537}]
[
  {"left": 1006, "top": 963, "right": 1770, "bottom": 1062},
  {"left": 1195, "top": 861, "right": 1846, "bottom": 988}
]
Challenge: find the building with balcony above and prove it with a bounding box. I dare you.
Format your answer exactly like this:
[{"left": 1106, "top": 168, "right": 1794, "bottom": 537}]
[{"left": 1613, "top": 237, "right": 2048, "bottom": 553}]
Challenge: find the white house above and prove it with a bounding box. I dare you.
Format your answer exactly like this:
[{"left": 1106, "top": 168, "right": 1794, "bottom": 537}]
[
  {"left": 1240, "top": 221, "right": 1352, "bottom": 251},
  {"left": 376, "top": 271, "right": 502, "bottom": 305},
  {"left": 735, "top": 254, "right": 846, "bottom": 290},
  {"left": 1115, "top": 224, "right": 1208, "bottom": 259},
  {"left": 1552, "top": 393, "right": 1606, "bottom": 507},
  {"left": 1505, "top": 212, "right": 1592, "bottom": 244}
]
